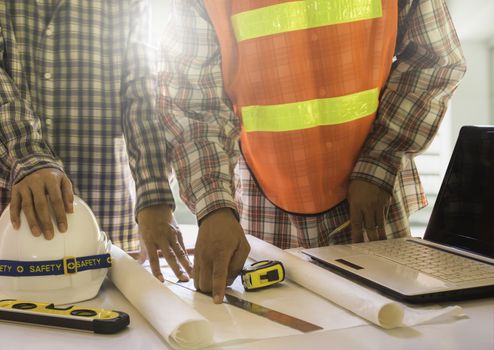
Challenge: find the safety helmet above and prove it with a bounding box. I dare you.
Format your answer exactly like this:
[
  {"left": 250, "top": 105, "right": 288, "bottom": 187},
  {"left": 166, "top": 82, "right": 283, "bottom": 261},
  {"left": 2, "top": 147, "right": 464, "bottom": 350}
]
[{"left": 0, "top": 196, "right": 111, "bottom": 304}]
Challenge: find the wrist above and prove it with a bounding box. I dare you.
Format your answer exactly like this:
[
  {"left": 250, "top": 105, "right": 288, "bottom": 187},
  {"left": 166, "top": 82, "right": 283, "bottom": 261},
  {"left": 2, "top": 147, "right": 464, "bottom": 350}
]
[
  {"left": 137, "top": 204, "right": 173, "bottom": 224},
  {"left": 199, "top": 207, "right": 239, "bottom": 226}
]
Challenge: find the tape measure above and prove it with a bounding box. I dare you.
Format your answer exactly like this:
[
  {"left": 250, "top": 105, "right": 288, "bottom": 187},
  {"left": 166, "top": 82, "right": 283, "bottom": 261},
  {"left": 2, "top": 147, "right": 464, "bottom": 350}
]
[
  {"left": 241, "top": 260, "right": 285, "bottom": 291},
  {"left": 0, "top": 299, "right": 129, "bottom": 334}
]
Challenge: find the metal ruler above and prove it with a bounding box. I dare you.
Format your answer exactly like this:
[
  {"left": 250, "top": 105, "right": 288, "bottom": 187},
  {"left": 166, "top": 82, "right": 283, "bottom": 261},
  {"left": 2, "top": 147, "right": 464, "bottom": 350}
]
[{"left": 166, "top": 280, "right": 323, "bottom": 333}]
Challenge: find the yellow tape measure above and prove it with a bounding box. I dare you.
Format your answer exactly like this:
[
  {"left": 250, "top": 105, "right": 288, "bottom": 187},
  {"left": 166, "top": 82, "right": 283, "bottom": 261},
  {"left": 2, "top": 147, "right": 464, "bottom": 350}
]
[
  {"left": 0, "top": 299, "right": 129, "bottom": 334},
  {"left": 241, "top": 260, "right": 285, "bottom": 291}
]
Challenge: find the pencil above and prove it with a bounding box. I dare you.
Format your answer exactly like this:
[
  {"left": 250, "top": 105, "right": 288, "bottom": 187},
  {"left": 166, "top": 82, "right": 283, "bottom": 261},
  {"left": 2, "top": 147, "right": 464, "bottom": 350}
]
[{"left": 328, "top": 220, "right": 350, "bottom": 237}]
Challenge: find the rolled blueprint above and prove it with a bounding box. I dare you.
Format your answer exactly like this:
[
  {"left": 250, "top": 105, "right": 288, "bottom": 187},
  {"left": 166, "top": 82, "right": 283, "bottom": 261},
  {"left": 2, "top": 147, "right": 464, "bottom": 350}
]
[
  {"left": 109, "top": 245, "right": 213, "bottom": 349},
  {"left": 246, "top": 235, "right": 464, "bottom": 329}
]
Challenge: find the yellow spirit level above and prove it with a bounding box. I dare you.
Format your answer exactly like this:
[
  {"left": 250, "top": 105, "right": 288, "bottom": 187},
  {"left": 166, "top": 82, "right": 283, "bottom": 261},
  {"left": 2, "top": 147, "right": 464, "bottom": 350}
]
[
  {"left": 0, "top": 299, "right": 129, "bottom": 334},
  {"left": 241, "top": 260, "right": 285, "bottom": 291}
]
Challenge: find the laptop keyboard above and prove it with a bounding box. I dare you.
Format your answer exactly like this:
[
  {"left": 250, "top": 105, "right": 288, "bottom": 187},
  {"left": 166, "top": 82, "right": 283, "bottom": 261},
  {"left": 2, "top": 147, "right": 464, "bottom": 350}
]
[{"left": 356, "top": 239, "right": 494, "bottom": 283}]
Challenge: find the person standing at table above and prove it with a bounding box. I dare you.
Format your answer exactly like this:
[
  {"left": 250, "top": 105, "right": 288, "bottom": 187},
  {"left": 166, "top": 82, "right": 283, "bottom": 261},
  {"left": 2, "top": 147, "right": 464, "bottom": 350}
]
[
  {"left": 0, "top": 0, "right": 192, "bottom": 280},
  {"left": 153, "top": 0, "right": 466, "bottom": 302}
]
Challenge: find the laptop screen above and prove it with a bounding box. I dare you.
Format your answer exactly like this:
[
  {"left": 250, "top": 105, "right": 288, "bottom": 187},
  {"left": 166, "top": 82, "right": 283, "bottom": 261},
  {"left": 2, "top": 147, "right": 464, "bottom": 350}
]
[{"left": 424, "top": 126, "right": 494, "bottom": 259}]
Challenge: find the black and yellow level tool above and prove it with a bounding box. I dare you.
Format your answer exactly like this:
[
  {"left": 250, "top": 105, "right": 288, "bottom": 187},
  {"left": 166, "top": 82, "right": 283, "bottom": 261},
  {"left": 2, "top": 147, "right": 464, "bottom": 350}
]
[
  {"left": 241, "top": 260, "right": 285, "bottom": 291},
  {"left": 0, "top": 299, "right": 129, "bottom": 334}
]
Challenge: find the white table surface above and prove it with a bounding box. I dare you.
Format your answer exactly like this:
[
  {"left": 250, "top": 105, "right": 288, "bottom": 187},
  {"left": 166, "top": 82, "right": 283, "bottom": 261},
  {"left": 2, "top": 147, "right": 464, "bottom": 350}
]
[
  {"left": 1, "top": 278, "right": 492, "bottom": 350},
  {"left": 1, "top": 225, "right": 493, "bottom": 350}
]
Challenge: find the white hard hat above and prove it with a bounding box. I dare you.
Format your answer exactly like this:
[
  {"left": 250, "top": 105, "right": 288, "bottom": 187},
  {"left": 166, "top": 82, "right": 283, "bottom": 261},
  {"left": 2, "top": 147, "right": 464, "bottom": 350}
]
[{"left": 0, "top": 195, "right": 111, "bottom": 304}]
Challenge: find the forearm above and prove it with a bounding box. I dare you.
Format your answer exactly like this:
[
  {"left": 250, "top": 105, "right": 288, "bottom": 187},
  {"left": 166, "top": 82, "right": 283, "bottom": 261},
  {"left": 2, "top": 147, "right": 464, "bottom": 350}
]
[
  {"left": 162, "top": 94, "right": 240, "bottom": 220},
  {"left": 0, "top": 71, "right": 62, "bottom": 187},
  {"left": 171, "top": 139, "right": 239, "bottom": 221},
  {"left": 122, "top": 0, "right": 174, "bottom": 214},
  {"left": 159, "top": 0, "right": 240, "bottom": 221}
]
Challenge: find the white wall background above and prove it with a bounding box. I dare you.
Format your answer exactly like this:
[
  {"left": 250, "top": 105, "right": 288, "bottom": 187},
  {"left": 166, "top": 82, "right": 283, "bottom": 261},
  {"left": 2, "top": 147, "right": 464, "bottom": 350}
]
[
  {"left": 446, "top": 0, "right": 494, "bottom": 134},
  {"left": 149, "top": 0, "right": 170, "bottom": 48},
  {"left": 449, "top": 40, "right": 493, "bottom": 136}
]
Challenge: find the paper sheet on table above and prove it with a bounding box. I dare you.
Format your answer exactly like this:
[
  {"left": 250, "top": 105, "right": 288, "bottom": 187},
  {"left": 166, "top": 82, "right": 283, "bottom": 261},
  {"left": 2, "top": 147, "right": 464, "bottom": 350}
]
[
  {"left": 111, "top": 244, "right": 368, "bottom": 348},
  {"left": 109, "top": 245, "right": 214, "bottom": 349},
  {"left": 246, "top": 235, "right": 465, "bottom": 329},
  {"left": 155, "top": 261, "right": 368, "bottom": 344}
]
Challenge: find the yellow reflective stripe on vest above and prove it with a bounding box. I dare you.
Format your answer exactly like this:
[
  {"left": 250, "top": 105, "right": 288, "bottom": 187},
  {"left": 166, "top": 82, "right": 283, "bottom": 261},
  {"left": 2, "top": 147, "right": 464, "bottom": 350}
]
[
  {"left": 232, "top": 0, "right": 383, "bottom": 42},
  {"left": 242, "top": 88, "right": 379, "bottom": 132}
]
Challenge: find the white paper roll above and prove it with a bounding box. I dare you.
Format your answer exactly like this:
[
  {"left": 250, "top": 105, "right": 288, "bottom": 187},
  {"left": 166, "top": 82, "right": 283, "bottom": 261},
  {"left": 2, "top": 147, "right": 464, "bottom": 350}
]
[
  {"left": 109, "top": 245, "right": 214, "bottom": 349},
  {"left": 246, "top": 235, "right": 464, "bottom": 329}
]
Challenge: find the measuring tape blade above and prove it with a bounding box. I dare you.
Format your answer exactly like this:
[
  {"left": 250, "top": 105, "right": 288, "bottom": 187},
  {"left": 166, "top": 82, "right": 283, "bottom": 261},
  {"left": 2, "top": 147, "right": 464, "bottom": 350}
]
[{"left": 0, "top": 299, "right": 129, "bottom": 334}]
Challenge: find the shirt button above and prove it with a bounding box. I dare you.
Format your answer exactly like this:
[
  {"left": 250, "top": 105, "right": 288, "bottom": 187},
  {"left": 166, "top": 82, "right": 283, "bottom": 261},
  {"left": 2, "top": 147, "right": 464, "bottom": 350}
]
[
  {"left": 46, "top": 25, "right": 54, "bottom": 36},
  {"left": 44, "top": 72, "right": 52, "bottom": 80},
  {"left": 45, "top": 118, "right": 53, "bottom": 127}
]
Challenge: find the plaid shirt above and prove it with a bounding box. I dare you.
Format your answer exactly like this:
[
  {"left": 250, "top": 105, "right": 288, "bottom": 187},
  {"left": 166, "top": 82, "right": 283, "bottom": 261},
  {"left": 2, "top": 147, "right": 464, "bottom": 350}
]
[
  {"left": 158, "top": 0, "right": 466, "bottom": 228},
  {"left": 0, "top": 0, "right": 174, "bottom": 251}
]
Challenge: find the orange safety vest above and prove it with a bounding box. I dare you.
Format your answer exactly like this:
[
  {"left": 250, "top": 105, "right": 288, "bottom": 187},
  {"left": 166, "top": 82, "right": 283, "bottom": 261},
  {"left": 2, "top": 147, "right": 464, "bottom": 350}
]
[{"left": 204, "top": 0, "right": 398, "bottom": 214}]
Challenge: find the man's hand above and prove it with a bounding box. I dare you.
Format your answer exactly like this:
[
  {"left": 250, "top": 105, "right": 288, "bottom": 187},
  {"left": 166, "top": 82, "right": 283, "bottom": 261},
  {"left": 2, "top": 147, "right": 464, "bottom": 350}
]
[
  {"left": 138, "top": 204, "right": 193, "bottom": 282},
  {"left": 10, "top": 168, "right": 74, "bottom": 239},
  {"left": 347, "top": 179, "right": 392, "bottom": 243},
  {"left": 194, "top": 208, "right": 250, "bottom": 304}
]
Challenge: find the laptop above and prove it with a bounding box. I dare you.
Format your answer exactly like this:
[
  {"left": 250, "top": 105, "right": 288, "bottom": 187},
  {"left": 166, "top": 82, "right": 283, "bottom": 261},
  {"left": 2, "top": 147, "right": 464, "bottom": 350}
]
[{"left": 302, "top": 126, "right": 494, "bottom": 303}]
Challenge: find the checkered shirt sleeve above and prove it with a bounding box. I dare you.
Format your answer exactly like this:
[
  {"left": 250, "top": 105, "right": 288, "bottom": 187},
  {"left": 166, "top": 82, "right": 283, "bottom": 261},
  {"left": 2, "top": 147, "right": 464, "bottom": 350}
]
[
  {"left": 351, "top": 0, "right": 467, "bottom": 192},
  {"left": 158, "top": 0, "right": 240, "bottom": 221},
  {"left": 0, "top": 4, "right": 63, "bottom": 188},
  {"left": 122, "top": 0, "right": 175, "bottom": 215}
]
